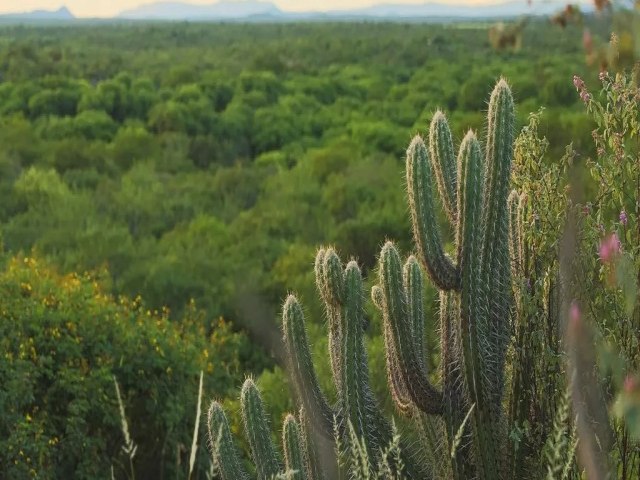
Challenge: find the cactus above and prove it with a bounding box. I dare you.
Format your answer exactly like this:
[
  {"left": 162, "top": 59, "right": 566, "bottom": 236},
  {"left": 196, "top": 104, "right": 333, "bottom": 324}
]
[
  {"left": 283, "top": 252, "right": 431, "bottom": 478},
  {"left": 207, "top": 79, "right": 519, "bottom": 479},
  {"left": 374, "top": 78, "right": 516, "bottom": 480},
  {"left": 207, "top": 379, "right": 312, "bottom": 480}
]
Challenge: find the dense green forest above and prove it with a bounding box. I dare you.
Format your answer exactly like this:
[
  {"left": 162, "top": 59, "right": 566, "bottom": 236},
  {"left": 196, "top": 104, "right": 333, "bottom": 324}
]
[
  {"left": 2, "top": 16, "right": 635, "bottom": 479},
  {"left": 0, "top": 20, "right": 593, "bottom": 329}
]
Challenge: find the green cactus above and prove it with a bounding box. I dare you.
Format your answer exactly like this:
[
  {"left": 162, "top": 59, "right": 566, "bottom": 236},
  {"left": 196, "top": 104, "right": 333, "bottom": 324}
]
[
  {"left": 207, "top": 399, "right": 250, "bottom": 480},
  {"left": 374, "top": 78, "right": 516, "bottom": 480},
  {"left": 283, "top": 250, "right": 430, "bottom": 478},
  {"left": 207, "top": 379, "right": 314, "bottom": 480},
  {"left": 283, "top": 414, "right": 307, "bottom": 480},
  {"left": 207, "top": 79, "right": 519, "bottom": 479}
]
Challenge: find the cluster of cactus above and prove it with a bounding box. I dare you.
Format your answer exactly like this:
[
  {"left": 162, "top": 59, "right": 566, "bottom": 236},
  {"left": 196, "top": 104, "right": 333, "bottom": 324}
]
[{"left": 207, "top": 79, "right": 520, "bottom": 479}]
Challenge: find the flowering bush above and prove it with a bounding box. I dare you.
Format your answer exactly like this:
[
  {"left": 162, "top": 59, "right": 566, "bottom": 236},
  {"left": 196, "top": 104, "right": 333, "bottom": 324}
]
[
  {"left": 567, "top": 70, "right": 640, "bottom": 476},
  {"left": 0, "top": 255, "right": 262, "bottom": 479}
]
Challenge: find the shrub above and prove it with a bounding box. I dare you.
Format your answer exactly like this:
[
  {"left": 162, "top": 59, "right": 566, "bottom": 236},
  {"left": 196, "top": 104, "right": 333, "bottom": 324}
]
[{"left": 0, "top": 255, "right": 259, "bottom": 479}]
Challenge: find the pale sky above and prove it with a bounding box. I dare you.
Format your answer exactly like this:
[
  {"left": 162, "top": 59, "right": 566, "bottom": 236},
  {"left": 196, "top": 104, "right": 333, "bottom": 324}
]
[{"left": 0, "top": 0, "right": 501, "bottom": 18}]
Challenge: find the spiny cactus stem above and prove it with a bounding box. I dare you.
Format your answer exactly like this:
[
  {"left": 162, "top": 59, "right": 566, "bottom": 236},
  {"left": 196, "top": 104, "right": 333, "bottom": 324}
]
[
  {"left": 282, "top": 295, "right": 336, "bottom": 438},
  {"left": 317, "top": 248, "right": 345, "bottom": 393},
  {"left": 383, "top": 324, "right": 414, "bottom": 414},
  {"left": 403, "top": 255, "right": 426, "bottom": 367},
  {"left": 374, "top": 284, "right": 414, "bottom": 414},
  {"left": 206, "top": 401, "right": 250, "bottom": 480},
  {"left": 406, "top": 135, "right": 460, "bottom": 291},
  {"left": 457, "top": 130, "right": 501, "bottom": 480},
  {"left": 429, "top": 110, "right": 458, "bottom": 224},
  {"left": 339, "top": 262, "right": 375, "bottom": 455},
  {"left": 241, "top": 379, "right": 283, "bottom": 479},
  {"left": 283, "top": 414, "right": 308, "bottom": 480},
  {"left": 380, "top": 241, "right": 444, "bottom": 415}
]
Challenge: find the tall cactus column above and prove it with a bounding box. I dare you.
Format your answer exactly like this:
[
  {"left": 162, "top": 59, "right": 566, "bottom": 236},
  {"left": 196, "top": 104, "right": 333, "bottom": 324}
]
[{"left": 375, "top": 79, "right": 515, "bottom": 480}]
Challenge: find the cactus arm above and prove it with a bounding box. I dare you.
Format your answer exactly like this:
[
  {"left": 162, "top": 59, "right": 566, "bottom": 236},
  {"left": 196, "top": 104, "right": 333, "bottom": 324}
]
[
  {"left": 456, "top": 130, "right": 502, "bottom": 480},
  {"left": 379, "top": 241, "right": 444, "bottom": 415},
  {"left": 382, "top": 254, "right": 439, "bottom": 415},
  {"left": 206, "top": 401, "right": 250, "bottom": 480},
  {"left": 373, "top": 284, "right": 414, "bottom": 415},
  {"left": 451, "top": 133, "right": 487, "bottom": 480},
  {"left": 429, "top": 111, "right": 458, "bottom": 224},
  {"left": 342, "top": 261, "right": 401, "bottom": 465},
  {"left": 282, "top": 295, "right": 336, "bottom": 438},
  {"left": 283, "top": 414, "right": 308, "bottom": 480},
  {"left": 317, "top": 248, "right": 345, "bottom": 393},
  {"left": 481, "top": 79, "right": 515, "bottom": 409},
  {"left": 240, "top": 379, "right": 282, "bottom": 479},
  {"left": 406, "top": 136, "right": 460, "bottom": 291},
  {"left": 339, "top": 261, "right": 376, "bottom": 455},
  {"left": 321, "top": 248, "right": 345, "bottom": 306},
  {"left": 403, "top": 255, "right": 426, "bottom": 366},
  {"left": 383, "top": 326, "right": 414, "bottom": 415}
]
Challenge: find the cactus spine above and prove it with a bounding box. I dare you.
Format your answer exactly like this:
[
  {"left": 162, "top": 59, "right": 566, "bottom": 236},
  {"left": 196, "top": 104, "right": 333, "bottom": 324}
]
[{"left": 207, "top": 79, "right": 518, "bottom": 479}]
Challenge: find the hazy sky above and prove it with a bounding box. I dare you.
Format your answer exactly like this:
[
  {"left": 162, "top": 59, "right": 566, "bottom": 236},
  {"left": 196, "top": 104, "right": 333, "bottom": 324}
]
[{"left": 0, "top": 0, "right": 504, "bottom": 18}]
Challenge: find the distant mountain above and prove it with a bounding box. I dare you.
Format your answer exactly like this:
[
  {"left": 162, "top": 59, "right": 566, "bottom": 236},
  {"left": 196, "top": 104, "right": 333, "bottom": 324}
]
[
  {"left": 117, "top": 1, "right": 586, "bottom": 21},
  {"left": 0, "top": 1, "right": 589, "bottom": 23},
  {"left": 119, "top": 1, "right": 281, "bottom": 20},
  {"left": 0, "top": 6, "right": 74, "bottom": 20},
  {"left": 340, "top": 1, "right": 578, "bottom": 18}
]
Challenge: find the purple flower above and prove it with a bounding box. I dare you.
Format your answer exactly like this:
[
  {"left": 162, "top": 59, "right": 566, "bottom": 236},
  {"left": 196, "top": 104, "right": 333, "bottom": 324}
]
[
  {"left": 573, "top": 75, "right": 585, "bottom": 90},
  {"left": 580, "top": 90, "right": 591, "bottom": 104},
  {"left": 620, "top": 210, "right": 628, "bottom": 226}
]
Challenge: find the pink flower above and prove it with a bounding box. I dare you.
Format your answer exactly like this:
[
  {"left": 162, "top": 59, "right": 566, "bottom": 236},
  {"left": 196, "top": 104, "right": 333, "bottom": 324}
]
[
  {"left": 599, "top": 233, "right": 621, "bottom": 263},
  {"left": 573, "top": 75, "right": 591, "bottom": 103},
  {"left": 620, "top": 210, "right": 628, "bottom": 226},
  {"left": 580, "top": 90, "right": 591, "bottom": 103}
]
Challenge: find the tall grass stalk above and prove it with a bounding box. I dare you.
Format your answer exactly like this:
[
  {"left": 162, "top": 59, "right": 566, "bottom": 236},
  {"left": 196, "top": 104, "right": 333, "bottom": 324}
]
[
  {"left": 114, "top": 375, "right": 137, "bottom": 480},
  {"left": 188, "top": 371, "right": 204, "bottom": 479}
]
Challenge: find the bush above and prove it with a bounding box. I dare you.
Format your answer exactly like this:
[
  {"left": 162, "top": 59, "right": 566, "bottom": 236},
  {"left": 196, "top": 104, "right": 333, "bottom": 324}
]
[{"left": 0, "top": 255, "right": 259, "bottom": 479}]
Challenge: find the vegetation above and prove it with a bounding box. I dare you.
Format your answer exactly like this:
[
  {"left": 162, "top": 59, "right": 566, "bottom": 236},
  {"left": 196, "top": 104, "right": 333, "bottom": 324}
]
[
  {"left": 0, "top": 255, "right": 264, "bottom": 479},
  {"left": 1, "top": 13, "right": 640, "bottom": 479}
]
